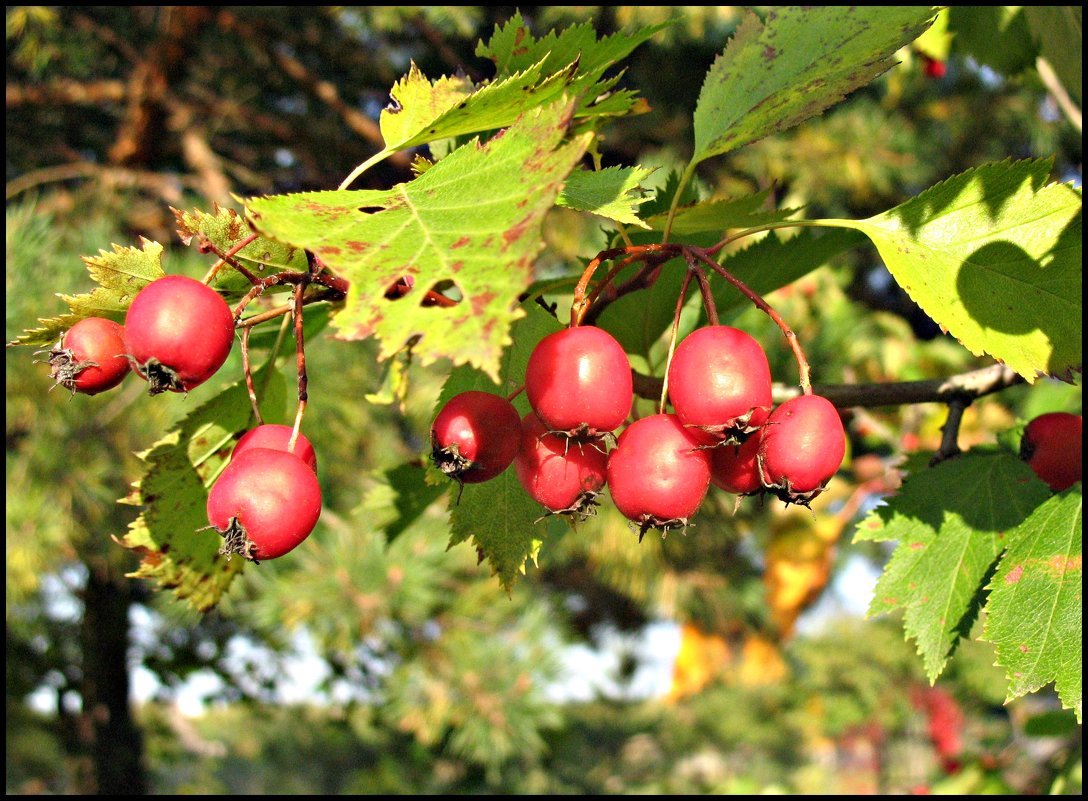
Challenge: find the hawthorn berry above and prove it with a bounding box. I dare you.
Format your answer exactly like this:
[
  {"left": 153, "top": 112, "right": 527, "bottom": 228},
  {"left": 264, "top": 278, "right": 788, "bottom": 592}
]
[
  {"left": 125, "top": 274, "right": 235, "bottom": 394},
  {"left": 1020, "top": 412, "right": 1082, "bottom": 491},
  {"left": 430, "top": 391, "right": 521, "bottom": 485},
  {"left": 667, "top": 325, "right": 772, "bottom": 444},
  {"left": 514, "top": 411, "right": 608, "bottom": 519},
  {"left": 525, "top": 326, "right": 633, "bottom": 440},
  {"left": 41, "top": 316, "right": 129, "bottom": 395},
  {"left": 758, "top": 394, "right": 846, "bottom": 505},
  {"left": 233, "top": 424, "right": 318, "bottom": 473},
  {"left": 607, "top": 413, "right": 711, "bottom": 538},
  {"left": 710, "top": 433, "right": 765, "bottom": 496},
  {"left": 206, "top": 447, "right": 322, "bottom": 562}
]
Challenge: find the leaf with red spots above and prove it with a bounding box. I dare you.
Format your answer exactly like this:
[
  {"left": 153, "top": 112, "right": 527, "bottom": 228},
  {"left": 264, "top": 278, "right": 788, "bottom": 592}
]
[
  {"left": 247, "top": 100, "right": 590, "bottom": 381},
  {"left": 982, "top": 491, "right": 1082, "bottom": 720},
  {"left": 854, "top": 451, "right": 1051, "bottom": 681},
  {"left": 692, "top": 7, "right": 937, "bottom": 166}
]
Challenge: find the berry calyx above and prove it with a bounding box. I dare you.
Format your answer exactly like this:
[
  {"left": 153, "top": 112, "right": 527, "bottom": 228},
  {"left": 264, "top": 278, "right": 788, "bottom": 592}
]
[
  {"left": 430, "top": 391, "right": 522, "bottom": 485},
  {"left": 125, "top": 274, "right": 235, "bottom": 394},
  {"left": 40, "top": 316, "right": 130, "bottom": 395},
  {"left": 233, "top": 424, "right": 317, "bottom": 473},
  {"left": 514, "top": 412, "right": 608, "bottom": 520},
  {"left": 206, "top": 448, "right": 322, "bottom": 563},
  {"left": 710, "top": 433, "right": 765, "bottom": 496},
  {"left": 1020, "top": 412, "right": 1082, "bottom": 491},
  {"left": 758, "top": 394, "right": 846, "bottom": 506},
  {"left": 607, "top": 413, "right": 712, "bottom": 539},
  {"left": 667, "top": 325, "right": 772, "bottom": 444},
  {"left": 525, "top": 326, "right": 633, "bottom": 441}
]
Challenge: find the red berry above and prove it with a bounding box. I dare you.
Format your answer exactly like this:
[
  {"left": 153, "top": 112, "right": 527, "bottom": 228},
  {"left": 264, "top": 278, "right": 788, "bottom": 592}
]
[
  {"left": 667, "top": 326, "right": 772, "bottom": 444},
  {"left": 514, "top": 412, "right": 608, "bottom": 519},
  {"left": 431, "top": 391, "right": 521, "bottom": 484},
  {"left": 233, "top": 424, "right": 317, "bottom": 473},
  {"left": 125, "top": 275, "right": 235, "bottom": 394},
  {"left": 41, "top": 317, "right": 130, "bottom": 395},
  {"left": 607, "top": 413, "right": 711, "bottom": 538},
  {"left": 206, "top": 448, "right": 322, "bottom": 562},
  {"left": 1020, "top": 412, "right": 1082, "bottom": 491},
  {"left": 922, "top": 55, "right": 947, "bottom": 79},
  {"left": 758, "top": 394, "right": 845, "bottom": 505},
  {"left": 710, "top": 433, "right": 764, "bottom": 496},
  {"left": 525, "top": 326, "right": 633, "bottom": 440}
]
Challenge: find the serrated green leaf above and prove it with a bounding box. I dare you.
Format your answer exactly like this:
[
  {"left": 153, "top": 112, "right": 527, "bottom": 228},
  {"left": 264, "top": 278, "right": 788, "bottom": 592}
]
[
  {"left": 247, "top": 100, "right": 589, "bottom": 382},
  {"left": 692, "top": 6, "right": 937, "bottom": 166},
  {"left": 825, "top": 159, "right": 1082, "bottom": 382},
  {"left": 556, "top": 166, "right": 655, "bottom": 228},
  {"left": 8, "top": 238, "right": 164, "bottom": 348},
  {"left": 638, "top": 168, "right": 704, "bottom": 220},
  {"left": 855, "top": 452, "right": 1053, "bottom": 681},
  {"left": 362, "top": 462, "right": 446, "bottom": 547},
  {"left": 433, "top": 304, "right": 562, "bottom": 590},
  {"left": 173, "top": 206, "right": 307, "bottom": 294},
  {"left": 117, "top": 369, "right": 287, "bottom": 612},
  {"left": 982, "top": 490, "right": 1082, "bottom": 721},
  {"left": 644, "top": 188, "right": 801, "bottom": 235}
]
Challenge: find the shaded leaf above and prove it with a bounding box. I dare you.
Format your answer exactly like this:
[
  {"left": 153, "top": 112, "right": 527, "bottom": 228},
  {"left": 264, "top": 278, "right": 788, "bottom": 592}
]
[
  {"left": 1024, "top": 6, "right": 1082, "bottom": 106},
  {"left": 644, "top": 188, "right": 801, "bottom": 235}
]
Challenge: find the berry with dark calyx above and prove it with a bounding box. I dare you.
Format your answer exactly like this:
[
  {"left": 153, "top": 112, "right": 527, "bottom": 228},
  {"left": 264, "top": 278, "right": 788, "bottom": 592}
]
[
  {"left": 40, "top": 316, "right": 129, "bottom": 395},
  {"left": 607, "top": 413, "right": 712, "bottom": 540},
  {"left": 758, "top": 394, "right": 846, "bottom": 506},
  {"left": 431, "top": 391, "right": 521, "bottom": 485},
  {"left": 514, "top": 412, "right": 608, "bottom": 520},
  {"left": 710, "top": 432, "right": 765, "bottom": 496},
  {"left": 1020, "top": 412, "right": 1082, "bottom": 491},
  {"left": 233, "top": 424, "right": 317, "bottom": 473},
  {"left": 206, "top": 448, "right": 322, "bottom": 563},
  {"left": 667, "top": 325, "right": 772, "bottom": 444},
  {"left": 525, "top": 326, "right": 633, "bottom": 441},
  {"left": 125, "top": 274, "right": 235, "bottom": 395}
]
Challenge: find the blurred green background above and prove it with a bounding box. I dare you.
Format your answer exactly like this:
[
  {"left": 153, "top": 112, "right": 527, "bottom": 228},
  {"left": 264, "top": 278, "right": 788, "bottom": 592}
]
[{"left": 6, "top": 6, "right": 1081, "bottom": 794}]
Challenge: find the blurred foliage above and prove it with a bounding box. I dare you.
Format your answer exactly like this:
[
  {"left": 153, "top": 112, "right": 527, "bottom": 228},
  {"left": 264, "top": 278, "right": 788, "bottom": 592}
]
[{"left": 6, "top": 5, "right": 1081, "bottom": 795}]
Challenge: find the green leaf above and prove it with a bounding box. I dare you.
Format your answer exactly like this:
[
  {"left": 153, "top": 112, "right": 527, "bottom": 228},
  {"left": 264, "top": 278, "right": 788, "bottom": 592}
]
[
  {"left": 8, "top": 238, "right": 164, "bottom": 348},
  {"left": 691, "top": 6, "right": 937, "bottom": 167},
  {"left": 854, "top": 452, "right": 1052, "bottom": 682},
  {"left": 172, "top": 206, "right": 307, "bottom": 294},
  {"left": 643, "top": 189, "right": 801, "bottom": 235},
  {"left": 556, "top": 166, "right": 655, "bottom": 228},
  {"left": 117, "top": 369, "right": 287, "bottom": 612},
  {"left": 435, "top": 304, "right": 562, "bottom": 590},
  {"left": 362, "top": 462, "right": 447, "bottom": 547},
  {"left": 247, "top": 100, "right": 590, "bottom": 382},
  {"left": 982, "top": 490, "right": 1082, "bottom": 721},
  {"left": 948, "top": 6, "right": 1037, "bottom": 78},
  {"left": 824, "top": 159, "right": 1082, "bottom": 382},
  {"left": 1024, "top": 6, "right": 1082, "bottom": 106}
]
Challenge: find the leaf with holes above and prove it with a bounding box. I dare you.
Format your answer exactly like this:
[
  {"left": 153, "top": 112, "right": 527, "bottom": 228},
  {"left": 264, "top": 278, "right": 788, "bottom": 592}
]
[
  {"left": 982, "top": 490, "right": 1082, "bottom": 721},
  {"left": 247, "top": 100, "right": 589, "bottom": 381},
  {"left": 854, "top": 452, "right": 1052, "bottom": 681},
  {"left": 824, "top": 158, "right": 1082, "bottom": 382}
]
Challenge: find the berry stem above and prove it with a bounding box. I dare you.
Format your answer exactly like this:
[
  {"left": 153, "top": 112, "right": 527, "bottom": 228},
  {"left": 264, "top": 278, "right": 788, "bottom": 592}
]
[
  {"left": 200, "top": 232, "right": 260, "bottom": 286},
  {"left": 240, "top": 325, "right": 263, "bottom": 424},
  {"left": 684, "top": 252, "right": 719, "bottom": 326},
  {"left": 658, "top": 269, "right": 694, "bottom": 415},
  {"left": 687, "top": 247, "right": 812, "bottom": 395},
  {"left": 505, "top": 384, "right": 525, "bottom": 402},
  {"left": 289, "top": 281, "right": 309, "bottom": 454}
]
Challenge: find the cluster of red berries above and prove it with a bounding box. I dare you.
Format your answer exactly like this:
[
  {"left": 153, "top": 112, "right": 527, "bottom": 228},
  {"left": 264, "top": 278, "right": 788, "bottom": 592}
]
[
  {"left": 43, "top": 274, "right": 324, "bottom": 563},
  {"left": 431, "top": 324, "right": 849, "bottom": 536}
]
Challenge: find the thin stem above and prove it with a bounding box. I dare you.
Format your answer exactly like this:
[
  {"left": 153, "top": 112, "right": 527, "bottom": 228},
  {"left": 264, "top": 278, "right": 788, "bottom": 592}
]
[
  {"left": 658, "top": 270, "right": 694, "bottom": 415},
  {"left": 506, "top": 384, "right": 525, "bottom": 402},
  {"left": 931, "top": 397, "right": 971, "bottom": 466},
  {"left": 200, "top": 232, "right": 260, "bottom": 286},
  {"left": 288, "top": 281, "right": 309, "bottom": 454},
  {"left": 688, "top": 247, "right": 811, "bottom": 394},
  {"left": 661, "top": 162, "right": 696, "bottom": 245},
  {"left": 240, "top": 326, "right": 262, "bottom": 424},
  {"left": 338, "top": 149, "right": 391, "bottom": 191},
  {"left": 685, "top": 253, "right": 719, "bottom": 326}
]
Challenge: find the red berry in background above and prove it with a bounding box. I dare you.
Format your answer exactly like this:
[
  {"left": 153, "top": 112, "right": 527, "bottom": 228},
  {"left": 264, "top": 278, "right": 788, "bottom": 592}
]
[
  {"left": 233, "top": 424, "right": 317, "bottom": 473},
  {"left": 430, "top": 391, "right": 521, "bottom": 485},
  {"left": 758, "top": 394, "right": 846, "bottom": 505},
  {"left": 1020, "top": 412, "right": 1082, "bottom": 491},
  {"left": 41, "top": 316, "right": 129, "bottom": 395},
  {"left": 514, "top": 412, "right": 608, "bottom": 519},
  {"left": 206, "top": 448, "right": 322, "bottom": 563},
  {"left": 667, "top": 325, "right": 772, "bottom": 444},
  {"left": 607, "top": 413, "right": 712, "bottom": 538},
  {"left": 710, "top": 432, "right": 765, "bottom": 496},
  {"left": 921, "top": 54, "right": 947, "bottom": 79},
  {"left": 125, "top": 274, "right": 235, "bottom": 394},
  {"left": 525, "top": 326, "right": 633, "bottom": 440}
]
